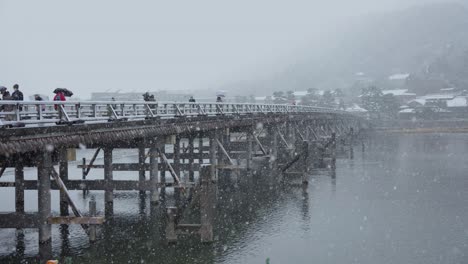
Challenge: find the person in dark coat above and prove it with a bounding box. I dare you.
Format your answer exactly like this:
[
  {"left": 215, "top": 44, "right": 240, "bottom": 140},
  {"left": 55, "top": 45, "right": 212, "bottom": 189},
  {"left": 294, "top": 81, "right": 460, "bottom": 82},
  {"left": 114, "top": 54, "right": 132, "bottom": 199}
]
[
  {"left": 0, "top": 86, "right": 8, "bottom": 100},
  {"left": 12, "top": 84, "right": 23, "bottom": 101},
  {"left": 1, "top": 91, "right": 15, "bottom": 120},
  {"left": 12, "top": 84, "right": 24, "bottom": 111},
  {"left": 189, "top": 96, "right": 196, "bottom": 103}
]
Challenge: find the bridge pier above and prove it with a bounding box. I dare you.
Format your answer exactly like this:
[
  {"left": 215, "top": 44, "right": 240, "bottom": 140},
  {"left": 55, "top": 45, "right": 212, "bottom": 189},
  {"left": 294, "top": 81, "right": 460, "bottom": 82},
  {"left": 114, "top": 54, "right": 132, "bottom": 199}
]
[
  {"left": 59, "top": 147, "right": 69, "bottom": 217},
  {"left": 150, "top": 138, "right": 159, "bottom": 204},
  {"left": 104, "top": 147, "right": 114, "bottom": 217},
  {"left": 138, "top": 140, "right": 146, "bottom": 197},
  {"left": 38, "top": 149, "right": 52, "bottom": 259},
  {"left": 15, "top": 158, "right": 24, "bottom": 214}
]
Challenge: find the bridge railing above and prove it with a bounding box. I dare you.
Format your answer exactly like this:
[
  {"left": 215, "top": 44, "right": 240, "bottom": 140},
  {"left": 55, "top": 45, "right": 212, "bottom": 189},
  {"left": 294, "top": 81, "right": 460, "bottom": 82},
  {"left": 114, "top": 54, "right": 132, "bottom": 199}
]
[{"left": 0, "top": 101, "right": 349, "bottom": 127}]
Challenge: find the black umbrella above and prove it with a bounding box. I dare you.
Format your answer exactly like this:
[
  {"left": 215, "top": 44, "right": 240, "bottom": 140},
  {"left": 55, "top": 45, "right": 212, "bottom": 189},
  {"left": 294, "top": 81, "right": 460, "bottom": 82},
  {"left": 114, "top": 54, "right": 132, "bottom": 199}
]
[{"left": 53, "top": 88, "right": 73, "bottom": 97}]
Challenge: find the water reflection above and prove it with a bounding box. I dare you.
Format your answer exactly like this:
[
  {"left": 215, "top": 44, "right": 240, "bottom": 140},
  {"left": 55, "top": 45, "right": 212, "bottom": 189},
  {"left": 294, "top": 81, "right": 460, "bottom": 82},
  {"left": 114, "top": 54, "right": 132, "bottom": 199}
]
[{"left": 1, "top": 133, "right": 468, "bottom": 263}]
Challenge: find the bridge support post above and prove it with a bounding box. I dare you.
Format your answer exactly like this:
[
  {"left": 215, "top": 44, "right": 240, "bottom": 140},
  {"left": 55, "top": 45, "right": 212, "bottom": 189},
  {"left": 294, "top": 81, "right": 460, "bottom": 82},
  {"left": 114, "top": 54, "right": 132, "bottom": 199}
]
[
  {"left": 138, "top": 140, "right": 146, "bottom": 197},
  {"left": 104, "top": 147, "right": 113, "bottom": 216},
  {"left": 331, "top": 133, "right": 337, "bottom": 170},
  {"left": 198, "top": 134, "right": 204, "bottom": 166},
  {"left": 246, "top": 128, "right": 253, "bottom": 170},
  {"left": 174, "top": 135, "right": 181, "bottom": 207},
  {"left": 160, "top": 139, "right": 166, "bottom": 186},
  {"left": 349, "top": 127, "right": 354, "bottom": 160},
  {"left": 15, "top": 157, "right": 24, "bottom": 214},
  {"left": 166, "top": 207, "right": 177, "bottom": 243},
  {"left": 188, "top": 135, "right": 195, "bottom": 182},
  {"left": 59, "top": 147, "right": 69, "bottom": 217},
  {"left": 38, "top": 149, "right": 52, "bottom": 259},
  {"left": 302, "top": 140, "right": 309, "bottom": 185},
  {"left": 209, "top": 130, "right": 218, "bottom": 181},
  {"left": 200, "top": 165, "right": 215, "bottom": 243},
  {"left": 267, "top": 127, "right": 278, "bottom": 165},
  {"left": 150, "top": 138, "right": 159, "bottom": 204},
  {"left": 89, "top": 197, "right": 97, "bottom": 243}
]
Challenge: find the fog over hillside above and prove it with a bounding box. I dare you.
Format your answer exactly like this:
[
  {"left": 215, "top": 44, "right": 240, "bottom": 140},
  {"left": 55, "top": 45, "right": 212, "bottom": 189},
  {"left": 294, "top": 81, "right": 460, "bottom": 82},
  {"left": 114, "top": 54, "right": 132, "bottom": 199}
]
[{"left": 226, "top": 2, "right": 468, "bottom": 96}]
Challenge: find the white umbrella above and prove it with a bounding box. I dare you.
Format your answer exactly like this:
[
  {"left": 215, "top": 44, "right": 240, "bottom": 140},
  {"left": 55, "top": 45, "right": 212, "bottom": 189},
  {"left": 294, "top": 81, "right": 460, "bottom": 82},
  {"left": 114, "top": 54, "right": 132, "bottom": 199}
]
[{"left": 216, "top": 90, "right": 226, "bottom": 97}]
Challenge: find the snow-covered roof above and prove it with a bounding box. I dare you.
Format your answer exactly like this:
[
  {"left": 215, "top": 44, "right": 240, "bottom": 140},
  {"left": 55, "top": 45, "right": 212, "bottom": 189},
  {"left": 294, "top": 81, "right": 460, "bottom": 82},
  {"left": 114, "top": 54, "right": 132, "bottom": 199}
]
[
  {"left": 346, "top": 104, "right": 368, "bottom": 112},
  {"left": 382, "top": 89, "right": 412, "bottom": 96},
  {"left": 293, "top": 91, "right": 308, "bottom": 97},
  {"left": 399, "top": 108, "right": 415, "bottom": 113},
  {"left": 421, "top": 94, "right": 455, "bottom": 100},
  {"left": 447, "top": 97, "right": 468, "bottom": 107},
  {"left": 440, "top": 87, "right": 455, "bottom": 92},
  {"left": 255, "top": 96, "right": 267, "bottom": 101},
  {"left": 388, "top": 73, "right": 410, "bottom": 80},
  {"left": 408, "top": 98, "right": 426, "bottom": 105}
]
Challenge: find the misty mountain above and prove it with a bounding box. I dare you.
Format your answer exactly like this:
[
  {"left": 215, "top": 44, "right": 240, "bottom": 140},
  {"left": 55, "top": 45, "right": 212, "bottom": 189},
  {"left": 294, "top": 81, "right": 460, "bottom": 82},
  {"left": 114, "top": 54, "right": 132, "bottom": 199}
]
[{"left": 227, "top": 2, "right": 468, "bottom": 96}]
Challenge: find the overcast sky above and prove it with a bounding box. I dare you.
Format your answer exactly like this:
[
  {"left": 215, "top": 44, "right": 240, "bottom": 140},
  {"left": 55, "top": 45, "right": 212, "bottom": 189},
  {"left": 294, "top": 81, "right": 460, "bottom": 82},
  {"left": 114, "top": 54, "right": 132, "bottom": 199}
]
[{"left": 0, "top": 0, "right": 461, "bottom": 99}]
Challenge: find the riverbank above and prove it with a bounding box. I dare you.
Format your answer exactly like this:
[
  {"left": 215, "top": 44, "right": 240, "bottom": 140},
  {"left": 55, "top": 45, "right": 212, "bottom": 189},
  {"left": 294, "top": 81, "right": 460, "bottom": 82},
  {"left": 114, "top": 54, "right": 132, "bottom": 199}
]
[{"left": 374, "top": 119, "right": 468, "bottom": 133}]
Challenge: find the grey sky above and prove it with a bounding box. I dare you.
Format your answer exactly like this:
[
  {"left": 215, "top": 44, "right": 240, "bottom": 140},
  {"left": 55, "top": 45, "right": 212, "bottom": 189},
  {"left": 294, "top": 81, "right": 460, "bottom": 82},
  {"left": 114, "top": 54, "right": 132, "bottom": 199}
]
[{"left": 0, "top": 0, "right": 460, "bottom": 99}]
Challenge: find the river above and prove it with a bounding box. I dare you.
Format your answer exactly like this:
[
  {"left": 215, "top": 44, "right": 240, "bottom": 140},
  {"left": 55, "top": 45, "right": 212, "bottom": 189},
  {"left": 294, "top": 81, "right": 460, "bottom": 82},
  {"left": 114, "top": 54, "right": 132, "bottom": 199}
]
[{"left": 0, "top": 133, "right": 467, "bottom": 263}]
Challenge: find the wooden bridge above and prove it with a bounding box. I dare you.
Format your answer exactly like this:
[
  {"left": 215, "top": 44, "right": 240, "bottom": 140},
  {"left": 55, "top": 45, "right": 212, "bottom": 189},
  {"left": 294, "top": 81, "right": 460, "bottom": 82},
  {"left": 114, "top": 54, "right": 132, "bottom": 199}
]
[{"left": 0, "top": 101, "right": 366, "bottom": 260}]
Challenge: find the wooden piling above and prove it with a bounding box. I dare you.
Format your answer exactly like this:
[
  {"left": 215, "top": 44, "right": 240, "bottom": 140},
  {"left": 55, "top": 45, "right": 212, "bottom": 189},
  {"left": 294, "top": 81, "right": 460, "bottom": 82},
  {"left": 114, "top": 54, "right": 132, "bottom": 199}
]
[
  {"left": 331, "top": 132, "right": 337, "bottom": 170},
  {"left": 38, "top": 150, "right": 52, "bottom": 258},
  {"left": 59, "top": 147, "right": 69, "bottom": 216},
  {"left": 200, "top": 165, "right": 215, "bottom": 243},
  {"left": 149, "top": 139, "right": 159, "bottom": 204},
  {"left": 302, "top": 140, "right": 309, "bottom": 185},
  {"left": 246, "top": 129, "right": 253, "bottom": 170},
  {"left": 198, "top": 135, "right": 204, "bottom": 165},
  {"left": 15, "top": 158, "right": 24, "bottom": 214},
  {"left": 104, "top": 147, "right": 113, "bottom": 216},
  {"left": 166, "top": 207, "right": 177, "bottom": 243},
  {"left": 188, "top": 135, "right": 195, "bottom": 182},
  {"left": 138, "top": 141, "right": 146, "bottom": 196},
  {"left": 89, "top": 197, "right": 97, "bottom": 242},
  {"left": 160, "top": 140, "right": 166, "bottom": 185},
  {"left": 209, "top": 131, "right": 218, "bottom": 181}
]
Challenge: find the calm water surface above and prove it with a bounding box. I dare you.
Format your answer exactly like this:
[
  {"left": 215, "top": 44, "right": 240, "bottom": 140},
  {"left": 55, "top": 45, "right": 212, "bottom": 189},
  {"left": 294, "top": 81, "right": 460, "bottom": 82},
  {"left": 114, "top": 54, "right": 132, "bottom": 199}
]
[{"left": 0, "top": 133, "right": 467, "bottom": 263}]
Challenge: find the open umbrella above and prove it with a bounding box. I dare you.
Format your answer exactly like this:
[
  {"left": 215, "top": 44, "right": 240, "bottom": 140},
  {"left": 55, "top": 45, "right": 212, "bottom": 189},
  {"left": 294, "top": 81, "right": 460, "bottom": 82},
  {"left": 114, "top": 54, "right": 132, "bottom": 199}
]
[
  {"left": 216, "top": 90, "right": 226, "bottom": 97},
  {"left": 53, "top": 88, "right": 73, "bottom": 97}
]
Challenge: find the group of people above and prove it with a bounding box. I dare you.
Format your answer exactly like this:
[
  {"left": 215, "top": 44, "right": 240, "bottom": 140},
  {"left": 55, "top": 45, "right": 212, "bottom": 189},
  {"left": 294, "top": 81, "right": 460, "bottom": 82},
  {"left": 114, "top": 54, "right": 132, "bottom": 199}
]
[
  {"left": 0, "top": 84, "right": 24, "bottom": 101},
  {"left": 0, "top": 84, "right": 69, "bottom": 123},
  {"left": 142, "top": 93, "right": 222, "bottom": 103}
]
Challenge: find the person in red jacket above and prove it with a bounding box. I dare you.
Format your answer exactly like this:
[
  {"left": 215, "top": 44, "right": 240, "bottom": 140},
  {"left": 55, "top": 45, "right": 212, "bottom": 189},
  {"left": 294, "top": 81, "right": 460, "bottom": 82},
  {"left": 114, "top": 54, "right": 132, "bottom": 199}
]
[{"left": 54, "top": 91, "right": 66, "bottom": 121}]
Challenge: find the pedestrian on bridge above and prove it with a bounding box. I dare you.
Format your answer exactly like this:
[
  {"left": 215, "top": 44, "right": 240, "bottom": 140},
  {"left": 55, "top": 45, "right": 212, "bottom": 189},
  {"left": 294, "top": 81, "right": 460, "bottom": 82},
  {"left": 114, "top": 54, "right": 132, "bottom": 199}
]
[
  {"left": 0, "top": 86, "right": 8, "bottom": 100},
  {"left": 53, "top": 89, "right": 66, "bottom": 121},
  {"left": 12, "top": 84, "right": 23, "bottom": 101},
  {"left": 0, "top": 89, "right": 15, "bottom": 121},
  {"left": 12, "top": 84, "right": 24, "bottom": 111}
]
